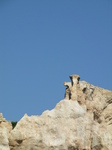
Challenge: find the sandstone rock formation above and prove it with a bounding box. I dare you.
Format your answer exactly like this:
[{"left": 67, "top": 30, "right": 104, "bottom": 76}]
[{"left": 0, "top": 74, "right": 112, "bottom": 150}]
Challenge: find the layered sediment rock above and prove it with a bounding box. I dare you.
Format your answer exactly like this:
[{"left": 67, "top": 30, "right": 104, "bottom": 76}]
[{"left": 0, "top": 74, "right": 112, "bottom": 150}]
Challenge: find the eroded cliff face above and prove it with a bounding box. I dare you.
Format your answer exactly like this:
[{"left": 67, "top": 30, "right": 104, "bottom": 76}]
[{"left": 0, "top": 74, "right": 112, "bottom": 150}]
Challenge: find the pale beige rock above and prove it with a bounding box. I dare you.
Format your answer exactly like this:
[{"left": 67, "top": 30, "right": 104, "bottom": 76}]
[
  {"left": 9, "top": 101, "right": 92, "bottom": 150},
  {"left": 68, "top": 74, "right": 86, "bottom": 105},
  {"left": 64, "top": 82, "right": 71, "bottom": 99},
  {"left": 1, "top": 74, "right": 112, "bottom": 150},
  {"left": 0, "top": 113, "right": 12, "bottom": 150}
]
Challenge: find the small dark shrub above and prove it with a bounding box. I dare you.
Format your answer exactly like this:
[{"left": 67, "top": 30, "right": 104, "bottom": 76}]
[{"left": 11, "top": 121, "right": 17, "bottom": 129}]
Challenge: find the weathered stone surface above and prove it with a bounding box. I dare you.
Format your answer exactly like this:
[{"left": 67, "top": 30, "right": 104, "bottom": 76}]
[
  {"left": 0, "top": 74, "right": 112, "bottom": 150},
  {"left": 69, "top": 74, "right": 86, "bottom": 105},
  {"left": 64, "top": 82, "right": 71, "bottom": 99},
  {"left": 0, "top": 113, "right": 12, "bottom": 150},
  {"left": 9, "top": 101, "right": 91, "bottom": 150}
]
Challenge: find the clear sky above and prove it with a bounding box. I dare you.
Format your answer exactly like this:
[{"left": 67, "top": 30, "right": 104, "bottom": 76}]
[{"left": 0, "top": 1, "right": 112, "bottom": 121}]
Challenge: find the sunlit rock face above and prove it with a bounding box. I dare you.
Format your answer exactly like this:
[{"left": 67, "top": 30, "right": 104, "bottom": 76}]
[
  {"left": 0, "top": 113, "right": 12, "bottom": 150},
  {"left": 0, "top": 74, "right": 112, "bottom": 150}
]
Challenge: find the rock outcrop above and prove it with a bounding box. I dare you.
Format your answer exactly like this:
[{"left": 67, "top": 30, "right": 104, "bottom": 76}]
[
  {"left": 0, "top": 113, "right": 12, "bottom": 150},
  {"left": 0, "top": 74, "right": 112, "bottom": 150}
]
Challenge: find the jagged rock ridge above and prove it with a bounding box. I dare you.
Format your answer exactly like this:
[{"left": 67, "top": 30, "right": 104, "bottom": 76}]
[{"left": 0, "top": 74, "right": 112, "bottom": 150}]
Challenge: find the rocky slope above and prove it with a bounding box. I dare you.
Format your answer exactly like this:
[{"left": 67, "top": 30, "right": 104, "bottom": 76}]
[{"left": 0, "top": 74, "right": 112, "bottom": 150}]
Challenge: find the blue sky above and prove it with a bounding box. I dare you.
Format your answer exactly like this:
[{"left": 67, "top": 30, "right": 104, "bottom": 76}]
[{"left": 0, "top": 1, "right": 112, "bottom": 121}]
